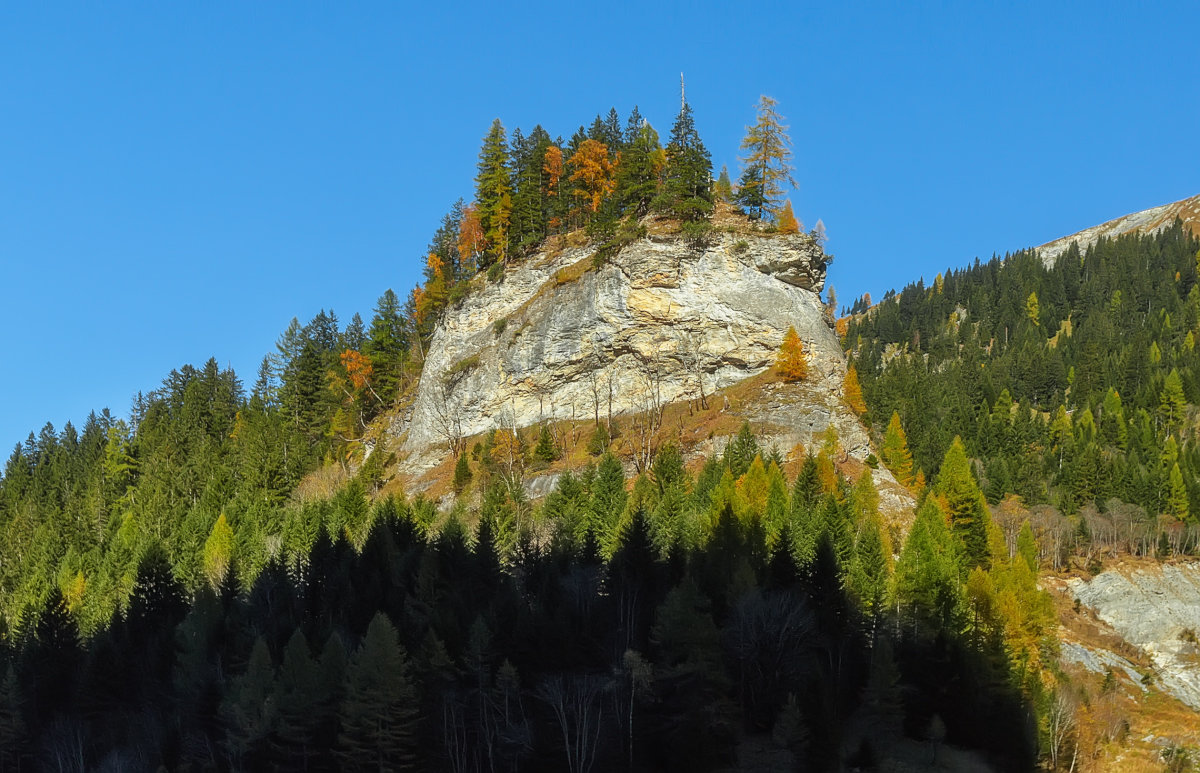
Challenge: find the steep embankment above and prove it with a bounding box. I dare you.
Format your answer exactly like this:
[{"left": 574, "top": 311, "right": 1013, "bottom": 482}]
[
  {"left": 1036, "top": 193, "right": 1200, "bottom": 266},
  {"left": 390, "top": 220, "right": 912, "bottom": 518}
]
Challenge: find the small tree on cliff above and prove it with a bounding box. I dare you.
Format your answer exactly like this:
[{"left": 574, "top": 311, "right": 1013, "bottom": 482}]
[
  {"left": 776, "top": 199, "right": 800, "bottom": 235},
  {"left": 777, "top": 326, "right": 808, "bottom": 382},
  {"left": 843, "top": 364, "right": 866, "bottom": 415}
]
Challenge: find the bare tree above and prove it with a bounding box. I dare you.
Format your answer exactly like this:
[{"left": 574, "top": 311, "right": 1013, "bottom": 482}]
[
  {"left": 429, "top": 378, "right": 466, "bottom": 457},
  {"left": 681, "top": 332, "right": 710, "bottom": 410},
  {"left": 537, "top": 675, "right": 609, "bottom": 773}
]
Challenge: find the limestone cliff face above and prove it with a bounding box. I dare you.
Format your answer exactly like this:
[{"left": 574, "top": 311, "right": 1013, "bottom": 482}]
[
  {"left": 1065, "top": 562, "right": 1200, "bottom": 710},
  {"left": 392, "top": 228, "right": 894, "bottom": 503}
]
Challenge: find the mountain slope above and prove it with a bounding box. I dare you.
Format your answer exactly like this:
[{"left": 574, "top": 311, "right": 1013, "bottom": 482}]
[{"left": 1037, "top": 193, "right": 1200, "bottom": 265}]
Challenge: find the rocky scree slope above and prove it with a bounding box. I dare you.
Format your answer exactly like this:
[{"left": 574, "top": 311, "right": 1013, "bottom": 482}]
[
  {"left": 1037, "top": 193, "right": 1200, "bottom": 266},
  {"left": 1061, "top": 561, "right": 1200, "bottom": 711},
  {"left": 390, "top": 226, "right": 908, "bottom": 511}
]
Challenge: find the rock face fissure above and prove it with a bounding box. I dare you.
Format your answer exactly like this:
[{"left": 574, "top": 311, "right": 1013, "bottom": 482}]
[
  {"left": 394, "top": 231, "right": 839, "bottom": 459},
  {"left": 1068, "top": 562, "right": 1200, "bottom": 709}
]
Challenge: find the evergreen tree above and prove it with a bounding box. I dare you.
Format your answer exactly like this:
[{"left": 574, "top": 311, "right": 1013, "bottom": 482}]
[
  {"left": 338, "top": 613, "right": 420, "bottom": 771},
  {"left": 652, "top": 100, "right": 713, "bottom": 221},
  {"left": 616, "top": 122, "right": 664, "bottom": 216},
  {"left": 474, "top": 119, "right": 513, "bottom": 267},
  {"left": 934, "top": 438, "right": 992, "bottom": 570}
]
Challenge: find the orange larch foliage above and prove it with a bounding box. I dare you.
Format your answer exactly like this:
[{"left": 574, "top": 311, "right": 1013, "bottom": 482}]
[
  {"left": 776, "top": 199, "right": 800, "bottom": 234},
  {"left": 568, "top": 139, "right": 617, "bottom": 214},
  {"left": 340, "top": 350, "right": 375, "bottom": 391},
  {"left": 543, "top": 146, "right": 563, "bottom": 197},
  {"left": 776, "top": 326, "right": 808, "bottom": 382},
  {"left": 457, "top": 205, "right": 486, "bottom": 272}
]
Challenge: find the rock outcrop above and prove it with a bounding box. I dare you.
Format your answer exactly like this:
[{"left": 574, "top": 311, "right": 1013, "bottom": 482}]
[
  {"left": 1066, "top": 562, "right": 1200, "bottom": 710},
  {"left": 390, "top": 225, "right": 911, "bottom": 516}
]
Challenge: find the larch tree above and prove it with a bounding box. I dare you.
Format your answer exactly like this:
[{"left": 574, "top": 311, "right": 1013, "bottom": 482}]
[
  {"left": 714, "top": 165, "right": 734, "bottom": 202},
  {"left": 934, "top": 437, "right": 992, "bottom": 571},
  {"left": 474, "top": 119, "right": 513, "bottom": 267},
  {"left": 776, "top": 199, "right": 800, "bottom": 234},
  {"left": 880, "top": 412, "right": 916, "bottom": 489},
  {"left": 567, "top": 138, "right": 618, "bottom": 216},
  {"left": 777, "top": 326, "right": 808, "bottom": 382},
  {"left": 737, "top": 95, "right": 796, "bottom": 221},
  {"left": 843, "top": 364, "right": 866, "bottom": 415}
]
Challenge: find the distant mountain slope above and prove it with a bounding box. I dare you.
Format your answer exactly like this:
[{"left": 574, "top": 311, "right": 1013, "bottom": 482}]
[{"left": 1037, "top": 193, "right": 1200, "bottom": 265}]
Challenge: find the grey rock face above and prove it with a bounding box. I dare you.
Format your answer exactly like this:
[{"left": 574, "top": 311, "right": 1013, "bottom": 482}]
[
  {"left": 393, "top": 230, "right": 861, "bottom": 472},
  {"left": 1068, "top": 563, "right": 1200, "bottom": 709}
]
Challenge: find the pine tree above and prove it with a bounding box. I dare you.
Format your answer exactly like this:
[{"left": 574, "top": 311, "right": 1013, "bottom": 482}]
[
  {"left": 534, "top": 423, "right": 559, "bottom": 463},
  {"left": 338, "top": 613, "right": 420, "bottom": 771},
  {"left": 652, "top": 100, "right": 713, "bottom": 221},
  {"left": 777, "top": 326, "right": 808, "bottom": 382},
  {"left": 475, "top": 119, "right": 513, "bottom": 267},
  {"left": 737, "top": 95, "right": 796, "bottom": 220}
]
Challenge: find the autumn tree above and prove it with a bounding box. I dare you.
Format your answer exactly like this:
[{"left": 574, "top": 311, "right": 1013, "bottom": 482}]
[
  {"left": 843, "top": 364, "right": 866, "bottom": 415},
  {"left": 456, "top": 204, "right": 486, "bottom": 273},
  {"left": 474, "top": 119, "right": 513, "bottom": 267},
  {"left": 934, "top": 437, "right": 993, "bottom": 570},
  {"left": 880, "top": 412, "right": 916, "bottom": 489},
  {"left": 714, "top": 165, "right": 733, "bottom": 202},
  {"left": 776, "top": 199, "right": 800, "bottom": 234},
  {"left": 737, "top": 96, "right": 796, "bottom": 220},
  {"left": 777, "top": 326, "right": 808, "bottom": 382},
  {"left": 568, "top": 139, "right": 618, "bottom": 218}
]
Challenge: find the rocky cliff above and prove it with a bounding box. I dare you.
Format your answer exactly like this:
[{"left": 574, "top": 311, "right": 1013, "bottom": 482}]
[
  {"left": 389, "top": 221, "right": 907, "bottom": 513},
  {"left": 1063, "top": 561, "right": 1200, "bottom": 710}
]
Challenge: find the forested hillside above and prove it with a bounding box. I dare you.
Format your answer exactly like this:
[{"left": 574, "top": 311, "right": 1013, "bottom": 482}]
[
  {"left": 848, "top": 222, "right": 1200, "bottom": 555},
  {"left": 4, "top": 95, "right": 1188, "bottom": 770}
]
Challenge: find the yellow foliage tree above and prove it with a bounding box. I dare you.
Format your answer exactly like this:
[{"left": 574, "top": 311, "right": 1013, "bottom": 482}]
[
  {"left": 777, "top": 326, "right": 807, "bottom": 382},
  {"left": 843, "top": 365, "right": 866, "bottom": 415},
  {"left": 776, "top": 199, "right": 800, "bottom": 234},
  {"left": 568, "top": 139, "right": 617, "bottom": 215}
]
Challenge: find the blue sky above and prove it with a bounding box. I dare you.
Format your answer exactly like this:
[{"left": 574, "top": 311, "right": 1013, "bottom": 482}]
[{"left": 1, "top": 2, "right": 1197, "bottom": 449}]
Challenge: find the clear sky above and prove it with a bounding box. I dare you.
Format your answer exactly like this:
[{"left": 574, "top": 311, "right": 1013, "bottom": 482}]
[{"left": 1, "top": 2, "right": 1197, "bottom": 450}]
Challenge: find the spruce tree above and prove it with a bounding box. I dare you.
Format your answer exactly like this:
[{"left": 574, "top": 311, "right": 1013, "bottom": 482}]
[
  {"left": 652, "top": 100, "right": 713, "bottom": 222},
  {"left": 338, "top": 613, "right": 420, "bottom": 771},
  {"left": 616, "top": 122, "right": 664, "bottom": 216}
]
